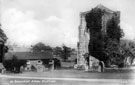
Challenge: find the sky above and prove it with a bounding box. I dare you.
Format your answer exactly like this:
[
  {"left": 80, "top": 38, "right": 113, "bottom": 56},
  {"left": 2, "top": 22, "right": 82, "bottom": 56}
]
[{"left": 1, "top": 0, "right": 135, "bottom": 48}]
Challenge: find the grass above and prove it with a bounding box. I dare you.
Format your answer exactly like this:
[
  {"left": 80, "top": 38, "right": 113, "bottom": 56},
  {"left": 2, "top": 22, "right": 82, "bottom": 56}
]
[{"left": 1, "top": 67, "right": 135, "bottom": 85}]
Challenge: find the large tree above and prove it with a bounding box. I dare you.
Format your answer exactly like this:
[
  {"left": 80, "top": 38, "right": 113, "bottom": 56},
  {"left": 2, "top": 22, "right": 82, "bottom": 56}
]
[{"left": 103, "top": 17, "right": 124, "bottom": 67}]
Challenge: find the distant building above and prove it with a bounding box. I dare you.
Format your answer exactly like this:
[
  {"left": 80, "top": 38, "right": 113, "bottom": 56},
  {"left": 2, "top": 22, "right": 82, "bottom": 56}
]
[{"left": 77, "top": 4, "right": 120, "bottom": 67}]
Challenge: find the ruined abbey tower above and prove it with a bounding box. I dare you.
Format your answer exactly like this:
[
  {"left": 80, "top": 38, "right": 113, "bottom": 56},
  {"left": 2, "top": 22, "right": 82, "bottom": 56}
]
[{"left": 77, "top": 4, "right": 120, "bottom": 66}]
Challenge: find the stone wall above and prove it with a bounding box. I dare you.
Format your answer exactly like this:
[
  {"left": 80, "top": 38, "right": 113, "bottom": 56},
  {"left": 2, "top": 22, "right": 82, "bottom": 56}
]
[{"left": 77, "top": 12, "right": 89, "bottom": 65}]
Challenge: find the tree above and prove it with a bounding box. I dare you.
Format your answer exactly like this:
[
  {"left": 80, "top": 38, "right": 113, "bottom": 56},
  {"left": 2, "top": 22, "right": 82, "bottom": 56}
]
[
  {"left": 103, "top": 17, "right": 124, "bottom": 67},
  {"left": 53, "top": 46, "right": 63, "bottom": 57},
  {"left": 120, "top": 39, "right": 135, "bottom": 65},
  {"left": 104, "top": 39, "right": 125, "bottom": 67},
  {"left": 85, "top": 8, "right": 104, "bottom": 61},
  {"left": 107, "top": 17, "right": 124, "bottom": 41},
  {"left": 62, "top": 45, "right": 72, "bottom": 61},
  {"left": 0, "top": 24, "right": 8, "bottom": 63},
  {"left": 6, "top": 55, "right": 26, "bottom": 73},
  {"left": 31, "top": 42, "right": 52, "bottom": 52},
  {"left": 0, "top": 24, "right": 8, "bottom": 42}
]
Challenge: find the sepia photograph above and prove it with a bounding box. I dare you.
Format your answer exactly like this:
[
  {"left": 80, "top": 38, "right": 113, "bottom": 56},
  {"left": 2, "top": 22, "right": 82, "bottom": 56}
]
[{"left": 0, "top": 0, "right": 135, "bottom": 85}]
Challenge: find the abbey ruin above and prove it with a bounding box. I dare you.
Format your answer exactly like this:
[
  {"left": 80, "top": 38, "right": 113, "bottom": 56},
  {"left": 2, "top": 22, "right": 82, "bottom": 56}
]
[{"left": 77, "top": 4, "right": 122, "bottom": 67}]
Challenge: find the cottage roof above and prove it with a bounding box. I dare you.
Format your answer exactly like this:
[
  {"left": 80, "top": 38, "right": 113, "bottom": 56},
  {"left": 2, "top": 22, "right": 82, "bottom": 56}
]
[{"left": 4, "top": 52, "right": 54, "bottom": 60}]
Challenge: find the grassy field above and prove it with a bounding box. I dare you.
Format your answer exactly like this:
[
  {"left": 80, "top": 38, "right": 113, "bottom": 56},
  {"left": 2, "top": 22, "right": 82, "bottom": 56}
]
[
  {"left": 1, "top": 67, "right": 135, "bottom": 85},
  {"left": 1, "top": 62, "right": 135, "bottom": 85},
  {"left": 3, "top": 67, "right": 135, "bottom": 79}
]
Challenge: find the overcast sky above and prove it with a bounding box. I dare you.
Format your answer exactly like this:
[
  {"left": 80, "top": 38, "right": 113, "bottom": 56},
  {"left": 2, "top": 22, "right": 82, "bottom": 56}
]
[{"left": 1, "top": 0, "right": 135, "bottom": 47}]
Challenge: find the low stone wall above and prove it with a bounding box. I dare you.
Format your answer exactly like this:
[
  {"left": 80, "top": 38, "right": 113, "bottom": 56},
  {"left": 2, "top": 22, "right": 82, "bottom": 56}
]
[{"left": 74, "top": 56, "right": 105, "bottom": 72}]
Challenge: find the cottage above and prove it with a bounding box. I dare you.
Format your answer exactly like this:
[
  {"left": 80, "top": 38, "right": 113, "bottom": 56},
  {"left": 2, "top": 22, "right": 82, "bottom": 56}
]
[{"left": 4, "top": 51, "right": 56, "bottom": 72}]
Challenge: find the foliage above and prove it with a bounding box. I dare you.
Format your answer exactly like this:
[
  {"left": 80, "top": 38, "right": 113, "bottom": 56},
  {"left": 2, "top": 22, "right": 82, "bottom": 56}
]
[
  {"left": 53, "top": 46, "right": 63, "bottom": 57},
  {"left": 62, "top": 45, "right": 72, "bottom": 61},
  {"left": 32, "top": 42, "right": 74, "bottom": 62},
  {"left": 0, "top": 24, "right": 8, "bottom": 63},
  {"left": 85, "top": 8, "right": 103, "bottom": 32},
  {"left": 104, "top": 39, "right": 125, "bottom": 67},
  {"left": 86, "top": 8, "right": 104, "bottom": 61},
  {"left": 53, "top": 45, "right": 74, "bottom": 61},
  {"left": 107, "top": 17, "right": 124, "bottom": 41},
  {"left": 0, "top": 24, "right": 8, "bottom": 42},
  {"left": 120, "top": 39, "right": 135, "bottom": 65},
  {"left": 85, "top": 8, "right": 124, "bottom": 67},
  {"left": 32, "top": 42, "right": 53, "bottom": 52},
  {"left": 53, "top": 58, "right": 61, "bottom": 69},
  {"left": 3, "top": 55, "right": 26, "bottom": 73},
  {"left": 103, "top": 17, "right": 124, "bottom": 67}
]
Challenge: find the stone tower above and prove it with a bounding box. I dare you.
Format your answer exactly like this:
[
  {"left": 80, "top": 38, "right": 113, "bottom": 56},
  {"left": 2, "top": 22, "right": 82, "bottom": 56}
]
[{"left": 77, "top": 4, "right": 120, "bottom": 66}]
